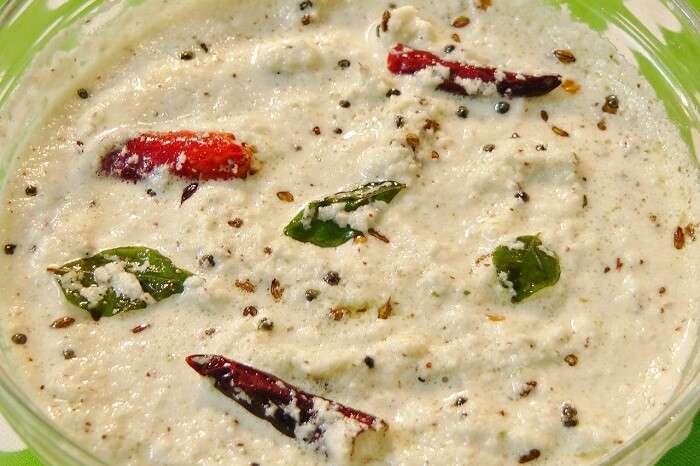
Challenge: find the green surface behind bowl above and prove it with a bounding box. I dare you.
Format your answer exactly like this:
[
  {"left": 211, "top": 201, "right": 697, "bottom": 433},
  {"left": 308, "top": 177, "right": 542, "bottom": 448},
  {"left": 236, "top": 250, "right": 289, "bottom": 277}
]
[{"left": 0, "top": 0, "right": 699, "bottom": 465}]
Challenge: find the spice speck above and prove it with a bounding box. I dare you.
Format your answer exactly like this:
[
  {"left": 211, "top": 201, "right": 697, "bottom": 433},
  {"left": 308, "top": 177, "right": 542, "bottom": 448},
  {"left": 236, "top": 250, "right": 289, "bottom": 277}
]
[
  {"left": 495, "top": 101, "right": 510, "bottom": 114},
  {"left": 452, "top": 16, "right": 470, "bottom": 28},
  {"left": 50, "top": 316, "right": 76, "bottom": 329},
  {"left": 564, "top": 354, "right": 579, "bottom": 367},
  {"left": 243, "top": 306, "right": 258, "bottom": 317},
  {"left": 305, "top": 289, "right": 320, "bottom": 301},
  {"left": 276, "top": 191, "right": 295, "bottom": 202},
  {"left": 561, "top": 403, "right": 579, "bottom": 427},
  {"left": 323, "top": 271, "right": 341, "bottom": 286},
  {"left": 519, "top": 449, "right": 541, "bottom": 464},
  {"left": 602, "top": 95, "right": 619, "bottom": 114},
  {"left": 257, "top": 318, "right": 274, "bottom": 331},
  {"left": 553, "top": 49, "right": 576, "bottom": 63}
]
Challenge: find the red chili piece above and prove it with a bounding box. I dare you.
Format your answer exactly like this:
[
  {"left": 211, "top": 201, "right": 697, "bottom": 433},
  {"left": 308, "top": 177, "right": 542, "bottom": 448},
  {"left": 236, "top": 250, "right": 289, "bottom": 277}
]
[
  {"left": 100, "top": 131, "right": 253, "bottom": 182},
  {"left": 387, "top": 44, "right": 561, "bottom": 97},
  {"left": 186, "top": 355, "right": 387, "bottom": 444}
]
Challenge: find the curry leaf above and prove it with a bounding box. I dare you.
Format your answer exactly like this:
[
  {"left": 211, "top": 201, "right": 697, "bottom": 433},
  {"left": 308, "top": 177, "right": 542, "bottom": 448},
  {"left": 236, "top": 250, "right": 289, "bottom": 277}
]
[
  {"left": 492, "top": 236, "right": 560, "bottom": 303},
  {"left": 50, "top": 247, "right": 192, "bottom": 320},
  {"left": 283, "top": 181, "right": 405, "bottom": 248}
]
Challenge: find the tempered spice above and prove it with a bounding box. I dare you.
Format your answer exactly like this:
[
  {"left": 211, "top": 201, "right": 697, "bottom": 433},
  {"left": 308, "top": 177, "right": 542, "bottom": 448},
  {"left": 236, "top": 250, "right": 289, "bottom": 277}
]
[
  {"left": 519, "top": 449, "right": 541, "bottom": 463},
  {"left": 377, "top": 298, "right": 393, "bottom": 319},
  {"left": 132, "top": 323, "right": 151, "bottom": 334},
  {"left": 329, "top": 307, "right": 349, "bottom": 321},
  {"left": 561, "top": 403, "right": 579, "bottom": 427},
  {"left": 322, "top": 271, "right": 341, "bottom": 286},
  {"left": 423, "top": 119, "right": 440, "bottom": 131},
  {"left": 515, "top": 191, "right": 530, "bottom": 202},
  {"left": 602, "top": 95, "right": 619, "bottom": 114},
  {"left": 368, "top": 228, "right": 390, "bottom": 243},
  {"left": 452, "top": 16, "right": 470, "bottom": 28},
  {"left": 519, "top": 380, "right": 537, "bottom": 398},
  {"left": 270, "top": 278, "right": 284, "bottom": 301},
  {"left": 495, "top": 101, "right": 510, "bottom": 114},
  {"left": 257, "top": 318, "right": 274, "bottom": 331},
  {"left": 406, "top": 133, "right": 420, "bottom": 151},
  {"left": 237, "top": 306, "right": 257, "bottom": 319},
  {"left": 561, "top": 79, "right": 581, "bottom": 94},
  {"left": 685, "top": 223, "right": 697, "bottom": 241},
  {"left": 553, "top": 49, "right": 576, "bottom": 63},
  {"left": 476, "top": 0, "right": 492, "bottom": 10},
  {"left": 276, "top": 191, "right": 295, "bottom": 202},
  {"left": 551, "top": 126, "right": 569, "bottom": 137},
  {"left": 354, "top": 235, "right": 368, "bottom": 244},
  {"left": 199, "top": 255, "right": 216, "bottom": 268},
  {"left": 674, "top": 226, "right": 686, "bottom": 250},
  {"left": 50, "top": 316, "right": 76, "bottom": 329},
  {"left": 305, "top": 289, "right": 320, "bottom": 301},
  {"left": 180, "top": 183, "right": 199, "bottom": 204},
  {"left": 228, "top": 218, "right": 243, "bottom": 228},
  {"left": 381, "top": 10, "right": 391, "bottom": 32}
]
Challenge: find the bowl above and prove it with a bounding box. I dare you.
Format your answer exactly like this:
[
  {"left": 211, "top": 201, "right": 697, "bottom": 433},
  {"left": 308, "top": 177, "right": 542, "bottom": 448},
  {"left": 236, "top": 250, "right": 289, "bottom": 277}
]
[{"left": 0, "top": 1, "right": 699, "bottom": 464}]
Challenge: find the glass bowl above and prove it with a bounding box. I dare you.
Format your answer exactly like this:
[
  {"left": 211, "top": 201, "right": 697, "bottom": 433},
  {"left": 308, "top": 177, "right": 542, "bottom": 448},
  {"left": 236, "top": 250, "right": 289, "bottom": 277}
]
[{"left": 0, "top": 0, "right": 699, "bottom": 464}]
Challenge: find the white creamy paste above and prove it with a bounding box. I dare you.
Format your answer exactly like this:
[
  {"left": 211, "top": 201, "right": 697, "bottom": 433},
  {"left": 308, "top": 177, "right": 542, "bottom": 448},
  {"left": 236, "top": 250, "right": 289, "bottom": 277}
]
[{"left": 0, "top": 0, "right": 699, "bottom": 465}]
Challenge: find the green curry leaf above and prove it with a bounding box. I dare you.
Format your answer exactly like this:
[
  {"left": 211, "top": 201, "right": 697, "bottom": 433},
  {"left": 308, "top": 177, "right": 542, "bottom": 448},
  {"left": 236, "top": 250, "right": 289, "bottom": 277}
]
[
  {"left": 50, "top": 247, "right": 192, "bottom": 320},
  {"left": 283, "top": 181, "right": 406, "bottom": 248},
  {"left": 492, "top": 236, "right": 560, "bottom": 303}
]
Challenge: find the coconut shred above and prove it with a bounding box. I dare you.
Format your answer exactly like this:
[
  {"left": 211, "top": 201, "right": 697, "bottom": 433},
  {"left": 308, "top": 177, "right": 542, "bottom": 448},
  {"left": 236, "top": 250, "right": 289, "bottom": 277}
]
[{"left": 0, "top": 0, "right": 699, "bottom": 464}]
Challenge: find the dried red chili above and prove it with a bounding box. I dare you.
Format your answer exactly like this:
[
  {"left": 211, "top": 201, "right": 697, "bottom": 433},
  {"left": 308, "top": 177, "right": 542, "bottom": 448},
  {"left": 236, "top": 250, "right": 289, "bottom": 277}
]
[{"left": 387, "top": 44, "right": 561, "bottom": 97}]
